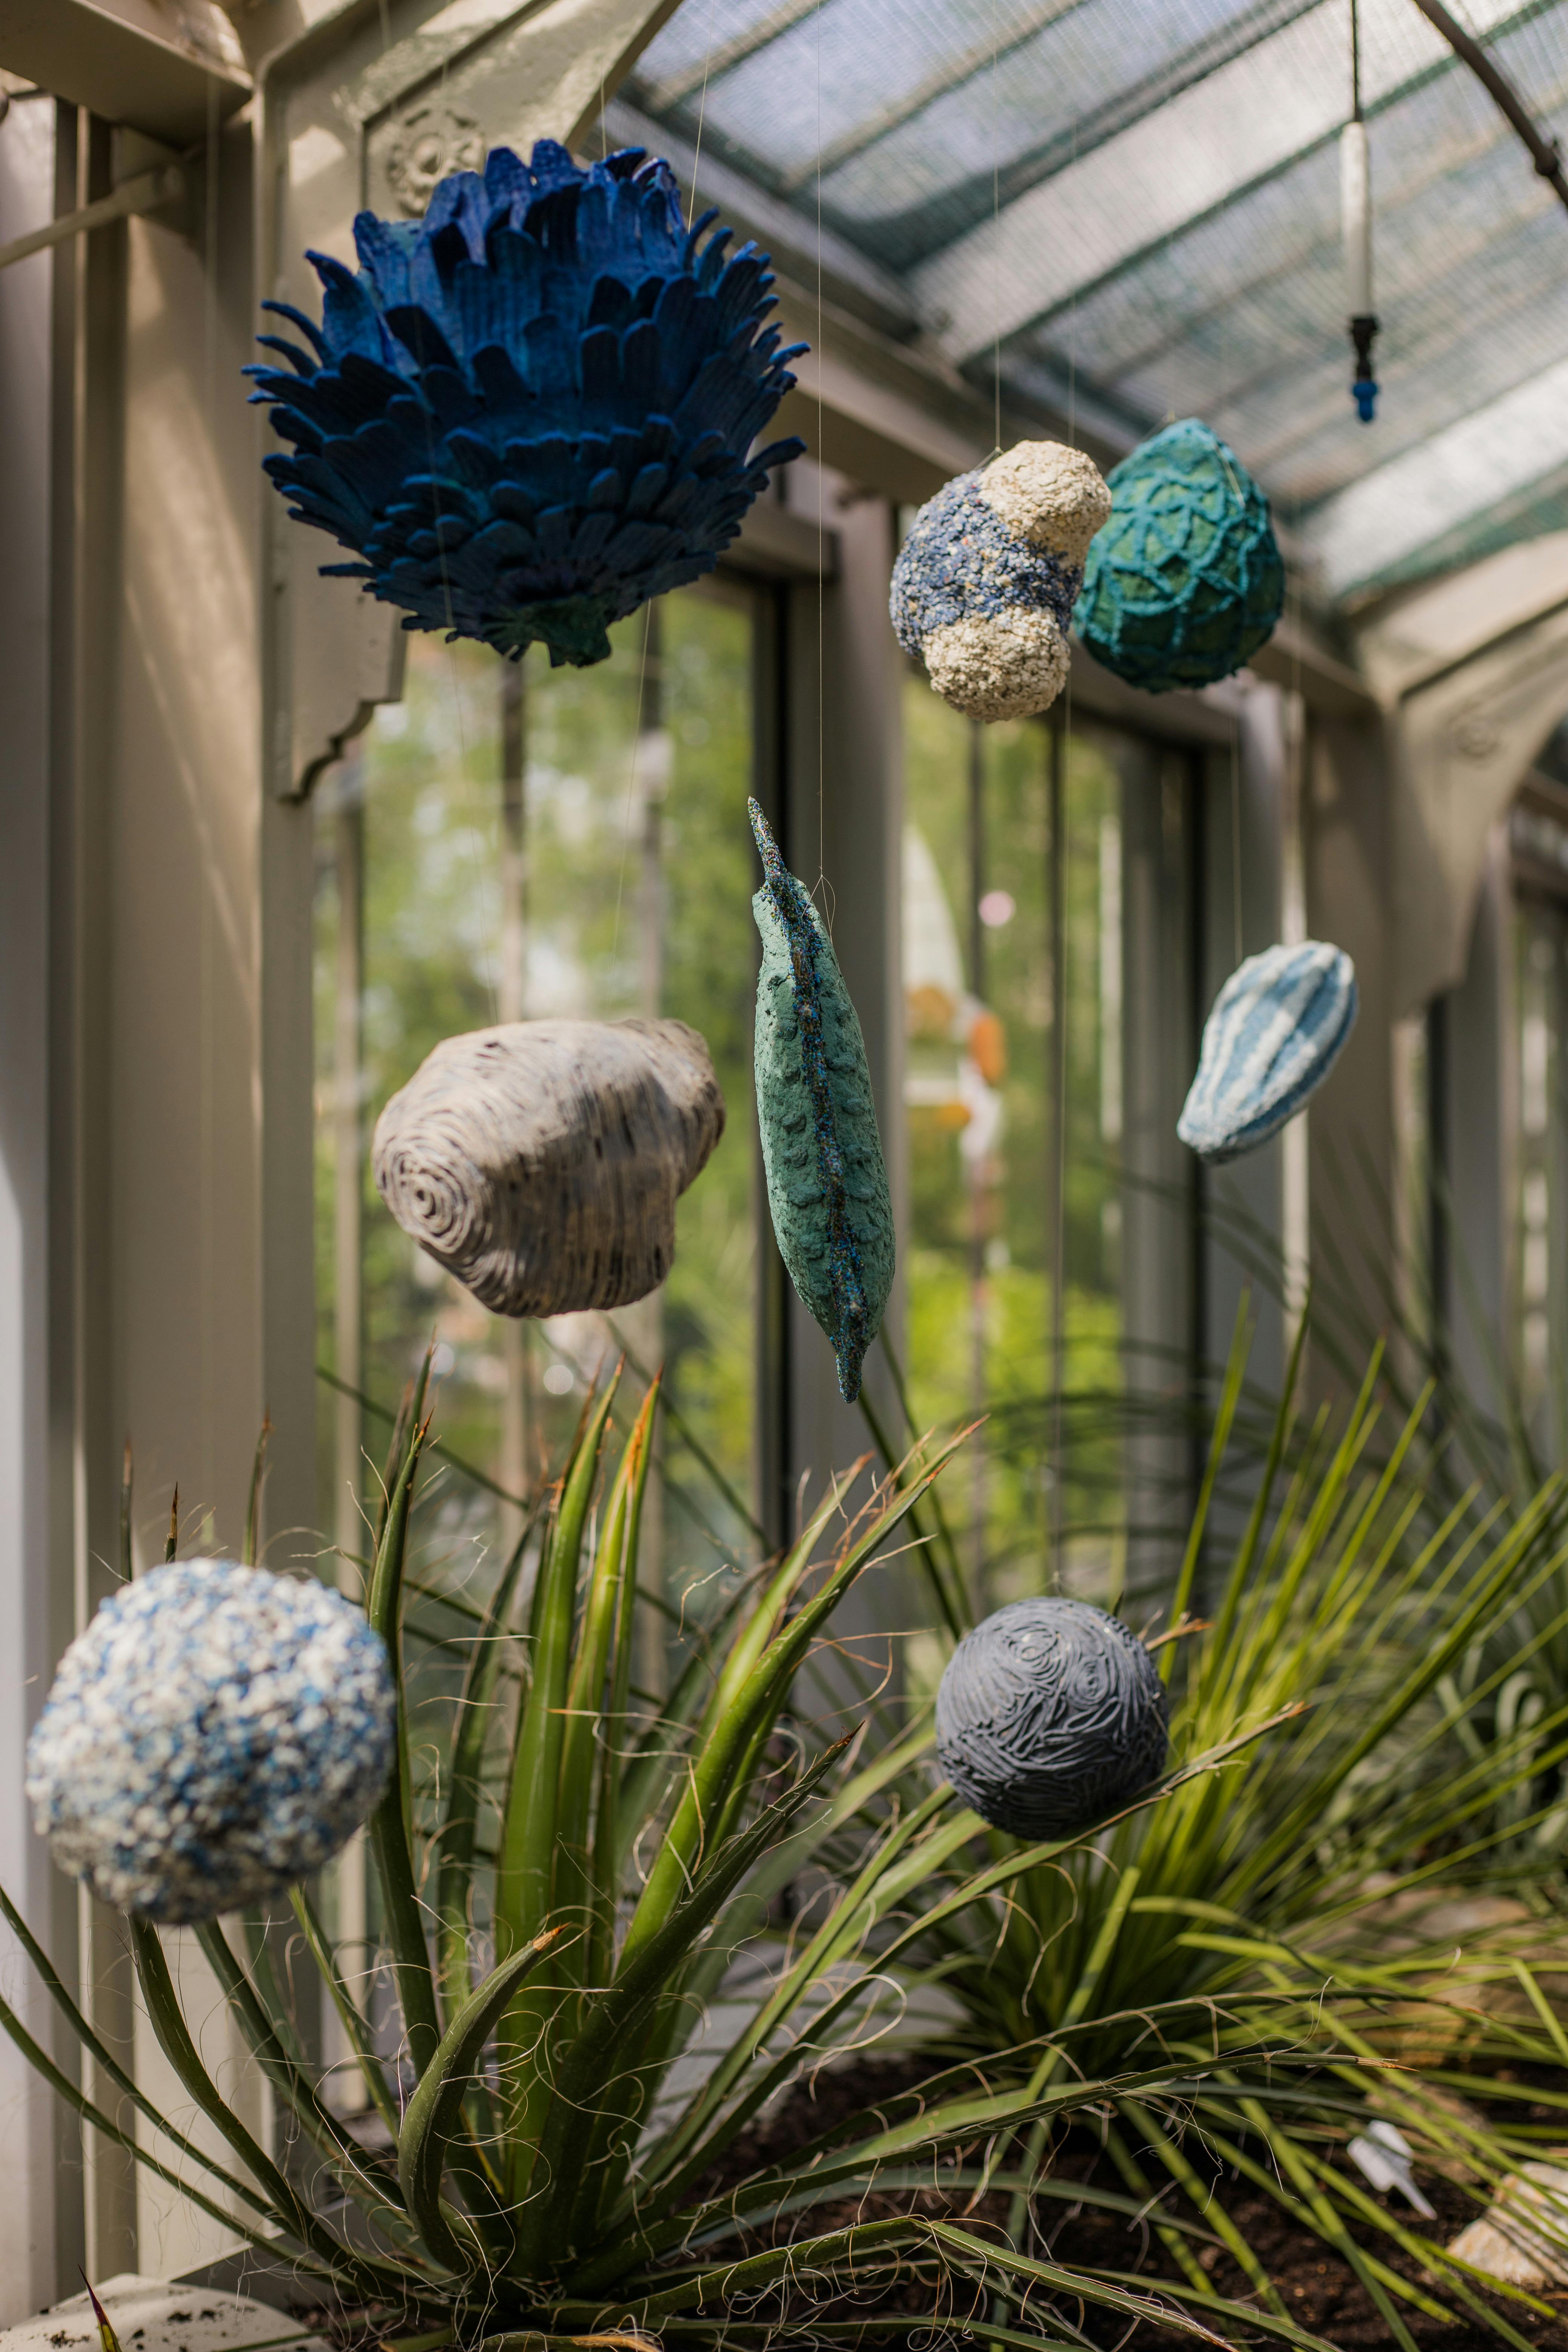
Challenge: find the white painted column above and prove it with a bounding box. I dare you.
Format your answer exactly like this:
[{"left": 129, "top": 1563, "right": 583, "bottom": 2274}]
[{"left": 0, "top": 89, "right": 71, "bottom": 2323}]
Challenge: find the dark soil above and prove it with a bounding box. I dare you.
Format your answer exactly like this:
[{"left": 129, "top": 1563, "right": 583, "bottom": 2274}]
[
  {"left": 293, "top": 2060, "right": 1568, "bottom": 2349},
  {"left": 692, "top": 2054, "right": 1568, "bottom": 2349}
]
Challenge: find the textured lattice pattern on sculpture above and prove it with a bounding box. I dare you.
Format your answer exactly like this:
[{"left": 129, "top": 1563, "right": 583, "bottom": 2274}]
[
  {"left": 936, "top": 1597, "right": 1169, "bottom": 1838},
  {"left": 890, "top": 441, "right": 1110, "bottom": 721},
  {"left": 373, "top": 1017, "right": 724, "bottom": 1317},
  {"left": 750, "top": 800, "right": 894, "bottom": 1401},
  {"left": 248, "top": 143, "right": 804, "bottom": 667},
  {"left": 26, "top": 1562, "right": 395, "bottom": 1922},
  {"left": 1075, "top": 418, "right": 1283, "bottom": 693},
  {"left": 1178, "top": 940, "right": 1358, "bottom": 1164}
]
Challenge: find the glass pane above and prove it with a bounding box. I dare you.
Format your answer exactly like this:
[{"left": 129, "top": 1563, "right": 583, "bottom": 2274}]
[
  {"left": 902, "top": 674, "right": 1129, "bottom": 1608},
  {"left": 1513, "top": 887, "right": 1568, "bottom": 1458},
  {"left": 313, "top": 584, "right": 763, "bottom": 1621}
]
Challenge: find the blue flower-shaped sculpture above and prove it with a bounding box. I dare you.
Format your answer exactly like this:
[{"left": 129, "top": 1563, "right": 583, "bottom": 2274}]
[
  {"left": 936, "top": 1597, "right": 1168, "bottom": 1839},
  {"left": 1178, "top": 940, "right": 1357, "bottom": 1164},
  {"left": 26, "top": 1560, "right": 396, "bottom": 1922},
  {"left": 248, "top": 142, "right": 806, "bottom": 668}
]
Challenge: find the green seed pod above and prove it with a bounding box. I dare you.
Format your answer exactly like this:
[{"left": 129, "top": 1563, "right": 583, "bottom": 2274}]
[{"left": 749, "top": 800, "right": 894, "bottom": 1403}]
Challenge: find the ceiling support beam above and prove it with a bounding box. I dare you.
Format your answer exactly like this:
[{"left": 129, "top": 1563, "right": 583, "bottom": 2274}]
[
  {"left": 1408, "top": 0, "right": 1568, "bottom": 210},
  {"left": 0, "top": 162, "right": 183, "bottom": 274},
  {"left": 0, "top": 0, "right": 249, "bottom": 143}
]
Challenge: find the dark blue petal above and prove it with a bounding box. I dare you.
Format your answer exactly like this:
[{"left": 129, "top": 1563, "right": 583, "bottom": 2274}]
[{"left": 383, "top": 303, "right": 461, "bottom": 374}]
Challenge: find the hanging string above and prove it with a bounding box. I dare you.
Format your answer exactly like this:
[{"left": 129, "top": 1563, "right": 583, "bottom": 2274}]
[
  {"left": 201, "top": 72, "right": 222, "bottom": 1533},
  {"left": 1049, "top": 101, "right": 1081, "bottom": 1586},
  {"left": 815, "top": 0, "right": 827, "bottom": 914},
  {"left": 610, "top": 610, "right": 656, "bottom": 965},
  {"left": 1047, "top": 711, "right": 1067, "bottom": 1590},
  {"left": 614, "top": 3, "right": 717, "bottom": 963},
  {"left": 688, "top": 0, "right": 718, "bottom": 202},
  {"left": 1231, "top": 730, "right": 1244, "bottom": 967},
  {"left": 991, "top": 0, "right": 1001, "bottom": 454}
]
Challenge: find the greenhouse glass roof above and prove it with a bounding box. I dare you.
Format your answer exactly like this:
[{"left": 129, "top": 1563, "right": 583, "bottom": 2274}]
[{"left": 627, "top": 0, "right": 1568, "bottom": 603}]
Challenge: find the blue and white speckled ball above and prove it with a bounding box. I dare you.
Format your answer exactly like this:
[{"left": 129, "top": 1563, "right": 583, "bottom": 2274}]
[
  {"left": 890, "top": 441, "right": 1110, "bottom": 722},
  {"left": 936, "top": 1597, "right": 1168, "bottom": 1839},
  {"left": 26, "top": 1560, "right": 396, "bottom": 1922}
]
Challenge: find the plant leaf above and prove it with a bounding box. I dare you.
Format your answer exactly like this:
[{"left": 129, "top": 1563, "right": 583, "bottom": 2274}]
[
  {"left": 398, "top": 1925, "right": 564, "bottom": 2273},
  {"left": 438, "top": 1516, "right": 537, "bottom": 2024},
  {"left": 365, "top": 1358, "right": 444, "bottom": 2083},
  {"left": 129, "top": 1919, "right": 414, "bottom": 2300},
  {"left": 495, "top": 1369, "right": 620, "bottom": 2197}
]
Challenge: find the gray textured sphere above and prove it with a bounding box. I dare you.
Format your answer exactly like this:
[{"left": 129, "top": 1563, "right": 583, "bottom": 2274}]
[{"left": 936, "top": 1597, "right": 1168, "bottom": 1838}]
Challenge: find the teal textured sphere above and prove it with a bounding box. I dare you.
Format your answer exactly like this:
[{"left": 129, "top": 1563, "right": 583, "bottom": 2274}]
[{"left": 1075, "top": 419, "right": 1283, "bottom": 694}]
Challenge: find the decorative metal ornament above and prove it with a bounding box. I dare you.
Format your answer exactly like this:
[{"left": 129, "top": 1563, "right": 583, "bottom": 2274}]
[
  {"left": 1342, "top": 119, "right": 1379, "bottom": 423},
  {"left": 889, "top": 440, "right": 1112, "bottom": 721},
  {"left": 247, "top": 141, "right": 806, "bottom": 669},
  {"left": 1178, "top": 941, "right": 1358, "bottom": 1165},
  {"left": 1343, "top": 0, "right": 1380, "bottom": 422},
  {"left": 26, "top": 1561, "right": 396, "bottom": 1923},
  {"left": 372, "top": 1017, "right": 724, "bottom": 1316},
  {"left": 750, "top": 800, "right": 894, "bottom": 1403},
  {"left": 1075, "top": 419, "right": 1285, "bottom": 693},
  {"left": 936, "top": 1597, "right": 1169, "bottom": 1840}
]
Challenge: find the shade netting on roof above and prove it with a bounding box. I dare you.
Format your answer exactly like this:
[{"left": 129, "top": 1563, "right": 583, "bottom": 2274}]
[{"left": 628, "top": 0, "right": 1568, "bottom": 600}]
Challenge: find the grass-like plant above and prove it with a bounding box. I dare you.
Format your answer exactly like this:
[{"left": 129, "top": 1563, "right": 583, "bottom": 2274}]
[
  {"left": 13, "top": 1313, "right": 1568, "bottom": 2350},
  {"left": 865, "top": 1314, "right": 1568, "bottom": 2347},
  {"left": 0, "top": 1358, "right": 1345, "bottom": 2352}
]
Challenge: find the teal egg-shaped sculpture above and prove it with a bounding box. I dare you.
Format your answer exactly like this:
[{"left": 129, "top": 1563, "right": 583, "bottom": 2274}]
[
  {"left": 936, "top": 1598, "right": 1168, "bottom": 1839},
  {"left": 1075, "top": 419, "right": 1283, "bottom": 693},
  {"left": 749, "top": 800, "right": 894, "bottom": 1403},
  {"left": 1178, "top": 941, "right": 1357, "bottom": 1164}
]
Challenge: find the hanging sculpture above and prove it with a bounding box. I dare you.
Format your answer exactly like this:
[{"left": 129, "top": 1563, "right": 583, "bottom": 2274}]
[
  {"left": 247, "top": 141, "right": 806, "bottom": 669},
  {"left": 26, "top": 1562, "right": 395, "bottom": 1922},
  {"left": 890, "top": 440, "right": 1112, "bottom": 721},
  {"left": 373, "top": 1018, "right": 724, "bottom": 1316},
  {"left": 1342, "top": 117, "right": 1379, "bottom": 422},
  {"left": 936, "top": 1597, "right": 1170, "bottom": 1839},
  {"left": 1342, "top": 0, "right": 1380, "bottom": 421},
  {"left": 1178, "top": 940, "right": 1358, "bottom": 1164},
  {"left": 1074, "top": 419, "right": 1284, "bottom": 693},
  {"left": 750, "top": 800, "right": 894, "bottom": 1403}
]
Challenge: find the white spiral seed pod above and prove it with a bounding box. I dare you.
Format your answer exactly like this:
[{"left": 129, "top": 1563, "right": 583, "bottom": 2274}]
[{"left": 372, "top": 1018, "right": 725, "bottom": 1317}]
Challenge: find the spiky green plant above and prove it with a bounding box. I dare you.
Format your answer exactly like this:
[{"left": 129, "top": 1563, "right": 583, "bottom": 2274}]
[
  {"left": 0, "top": 1361, "right": 1346, "bottom": 2352},
  {"left": 853, "top": 1312, "right": 1568, "bottom": 2347}
]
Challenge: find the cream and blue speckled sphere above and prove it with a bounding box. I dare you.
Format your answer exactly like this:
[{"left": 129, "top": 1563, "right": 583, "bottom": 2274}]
[
  {"left": 26, "top": 1560, "right": 395, "bottom": 1922},
  {"left": 936, "top": 1597, "right": 1168, "bottom": 1839},
  {"left": 890, "top": 441, "right": 1111, "bottom": 721}
]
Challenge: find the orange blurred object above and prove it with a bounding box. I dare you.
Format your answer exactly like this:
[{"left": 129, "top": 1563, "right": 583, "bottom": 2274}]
[
  {"left": 969, "top": 1008, "right": 1006, "bottom": 1085},
  {"left": 906, "top": 980, "right": 959, "bottom": 1040}
]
